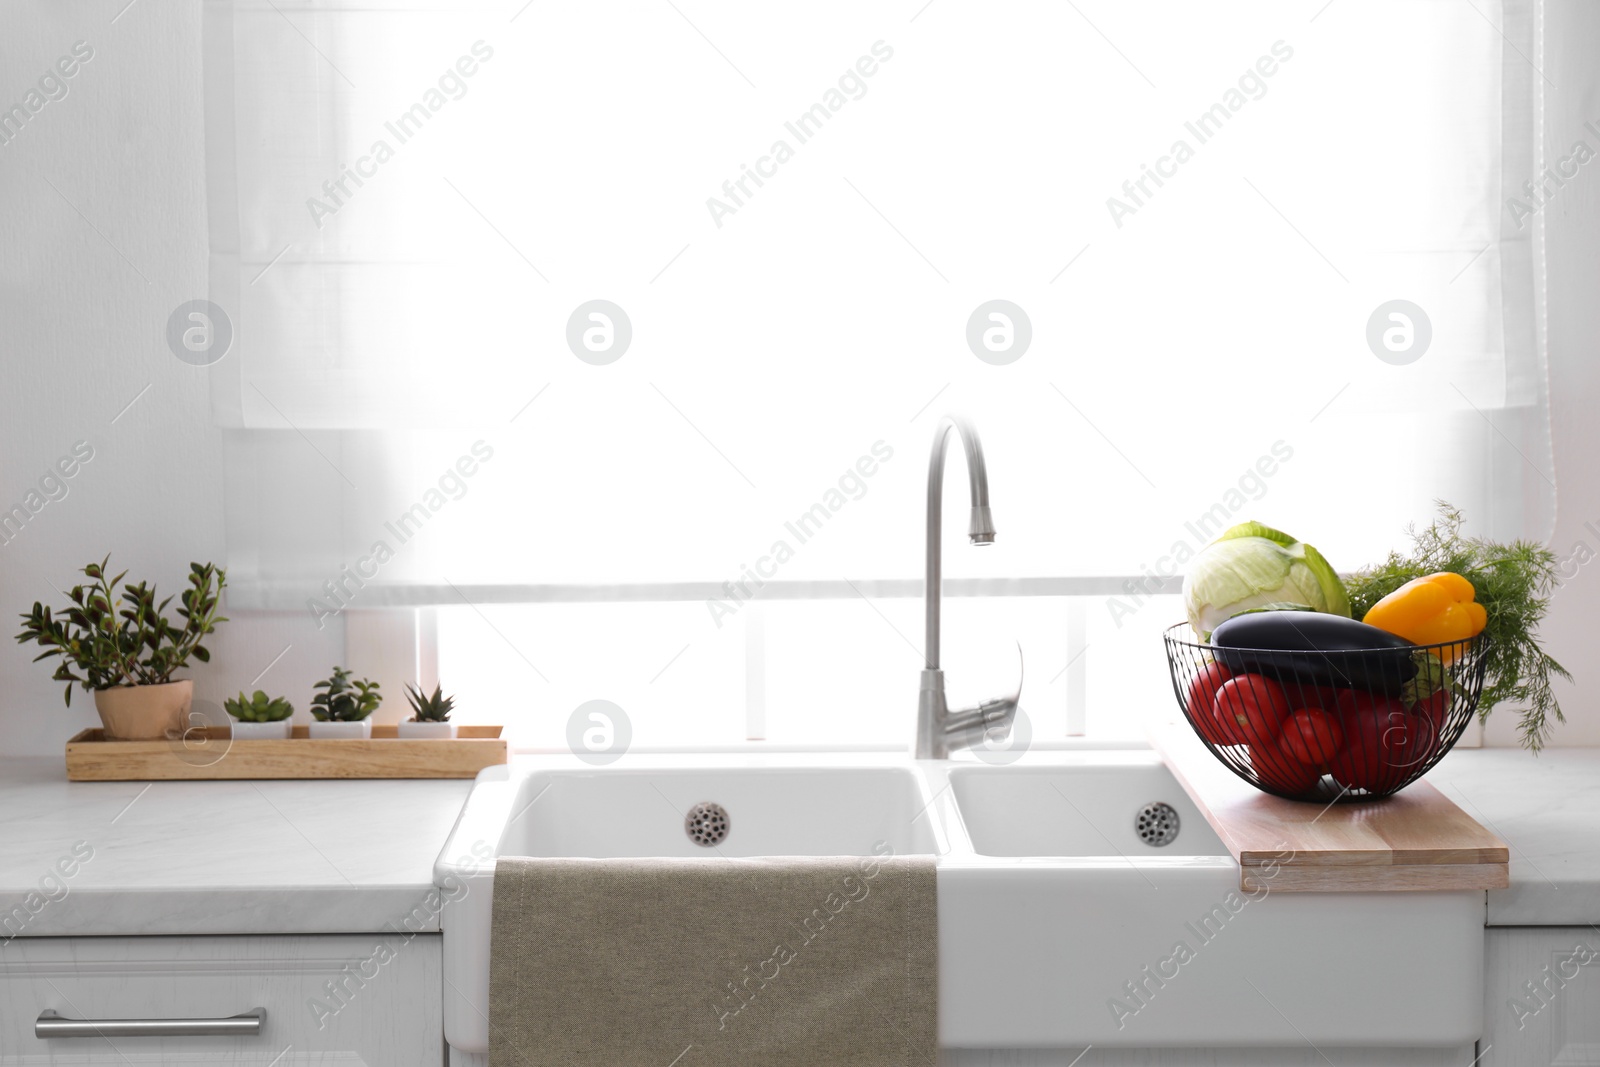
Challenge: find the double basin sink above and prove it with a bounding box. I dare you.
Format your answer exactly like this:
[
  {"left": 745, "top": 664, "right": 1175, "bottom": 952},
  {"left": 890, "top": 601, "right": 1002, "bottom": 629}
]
[{"left": 435, "top": 750, "right": 1483, "bottom": 1054}]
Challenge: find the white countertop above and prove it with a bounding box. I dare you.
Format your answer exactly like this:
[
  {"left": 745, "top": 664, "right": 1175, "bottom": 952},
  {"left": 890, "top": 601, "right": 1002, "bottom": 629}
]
[
  {"left": 1426, "top": 747, "right": 1600, "bottom": 926},
  {"left": 0, "top": 758, "right": 471, "bottom": 937},
  {"left": 0, "top": 747, "right": 1595, "bottom": 938}
]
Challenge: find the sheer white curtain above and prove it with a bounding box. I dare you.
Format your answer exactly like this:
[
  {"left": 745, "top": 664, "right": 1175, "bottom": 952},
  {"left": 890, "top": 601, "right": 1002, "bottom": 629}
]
[{"left": 204, "top": 0, "right": 1552, "bottom": 603}]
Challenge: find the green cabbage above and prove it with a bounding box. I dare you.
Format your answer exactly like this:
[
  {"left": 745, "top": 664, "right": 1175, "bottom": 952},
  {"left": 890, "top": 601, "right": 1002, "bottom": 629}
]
[{"left": 1183, "top": 521, "right": 1350, "bottom": 639}]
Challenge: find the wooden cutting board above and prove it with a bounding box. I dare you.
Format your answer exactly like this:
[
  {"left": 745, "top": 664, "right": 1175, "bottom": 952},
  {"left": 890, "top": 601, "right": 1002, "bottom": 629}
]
[{"left": 1151, "top": 724, "right": 1509, "bottom": 892}]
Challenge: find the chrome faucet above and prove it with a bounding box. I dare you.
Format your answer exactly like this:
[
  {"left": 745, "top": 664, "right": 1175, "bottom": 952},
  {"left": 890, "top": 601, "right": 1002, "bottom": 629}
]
[{"left": 915, "top": 415, "right": 1022, "bottom": 759}]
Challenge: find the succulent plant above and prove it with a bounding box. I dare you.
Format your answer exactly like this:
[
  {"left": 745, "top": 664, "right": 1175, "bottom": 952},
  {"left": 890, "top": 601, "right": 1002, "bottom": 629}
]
[
  {"left": 14, "top": 557, "right": 227, "bottom": 706},
  {"left": 225, "top": 690, "right": 293, "bottom": 723},
  {"left": 310, "top": 667, "right": 381, "bottom": 722},
  {"left": 404, "top": 682, "right": 455, "bottom": 723}
]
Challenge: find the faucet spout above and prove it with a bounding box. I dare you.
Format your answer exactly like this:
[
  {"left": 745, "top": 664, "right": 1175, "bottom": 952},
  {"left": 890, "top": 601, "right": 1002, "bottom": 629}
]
[
  {"left": 924, "top": 414, "right": 992, "bottom": 672},
  {"left": 916, "top": 415, "right": 1019, "bottom": 760}
]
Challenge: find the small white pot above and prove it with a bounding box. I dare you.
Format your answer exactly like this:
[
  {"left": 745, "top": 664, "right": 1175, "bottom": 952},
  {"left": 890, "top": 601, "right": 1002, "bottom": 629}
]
[
  {"left": 308, "top": 720, "right": 373, "bottom": 739},
  {"left": 397, "top": 721, "right": 457, "bottom": 739},
  {"left": 230, "top": 719, "right": 292, "bottom": 740}
]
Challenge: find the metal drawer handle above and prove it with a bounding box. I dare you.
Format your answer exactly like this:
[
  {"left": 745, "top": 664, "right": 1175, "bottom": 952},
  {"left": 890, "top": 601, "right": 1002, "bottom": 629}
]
[{"left": 36, "top": 1007, "right": 265, "bottom": 1038}]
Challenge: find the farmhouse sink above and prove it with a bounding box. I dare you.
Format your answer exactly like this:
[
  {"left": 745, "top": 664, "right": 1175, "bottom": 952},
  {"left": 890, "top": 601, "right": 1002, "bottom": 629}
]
[
  {"left": 949, "top": 760, "right": 1225, "bottom": 856},
  {"left": 434, "top": 757, "right": 941, "bottom": 1058},
  {"left": 436, "top": 750, "right": 1484, "bottom": 1059},
  {"left": 493, "top": 764, "right": 939, "bottom": 858},
  {"left": 935, "top": 755, "right": 1483, "bottom": 1047}
]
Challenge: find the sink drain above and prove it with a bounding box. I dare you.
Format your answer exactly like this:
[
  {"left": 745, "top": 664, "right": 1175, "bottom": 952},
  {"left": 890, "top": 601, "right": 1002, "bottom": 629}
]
[
  {"left": 685, "top": 802, "right": 730, "bottom": 847},
  {"left": 1135, "top": 802, "right": 1180, "bottom": 847}
]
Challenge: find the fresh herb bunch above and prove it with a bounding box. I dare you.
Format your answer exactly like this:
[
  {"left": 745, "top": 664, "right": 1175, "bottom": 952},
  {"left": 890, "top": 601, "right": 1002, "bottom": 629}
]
[
  {"left": 225, "top": 690, "right": 294, "bottom": 723},
  {"left": 1344, "top": 504, "right": 1568, "bottom": 750},
  {"left": 404, "top": 682, "right": 455, "bottom": 723},
  {"left": 15, "top": 557, "right": 227, "bottom": 706},
  {"left": 310, "top": 667, "right": 381, "bottom": 722}
]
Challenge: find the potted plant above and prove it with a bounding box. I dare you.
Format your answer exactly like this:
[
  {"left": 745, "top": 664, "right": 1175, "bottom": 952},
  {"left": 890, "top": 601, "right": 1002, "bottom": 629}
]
[
  {"left": 399, "top": 682, "right": 457, "bottom": 738},
  {"left": 309, "top": 667, "right": 380, "bottom": 738},
  {"left": 15, "top": 557, "right": 226, "bottom": 740},
  {"left": 224, "top": 690, "right": 294, "bottom": 740}
]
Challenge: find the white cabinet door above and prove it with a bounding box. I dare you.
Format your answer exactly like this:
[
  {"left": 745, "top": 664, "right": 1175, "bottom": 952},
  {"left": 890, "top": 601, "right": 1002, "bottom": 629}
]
[
  {"left": 0, "top": 934, "right": 442, "bottom": 1066},
  {"left": 943, "top": 1049, "right": 1478, "bottom": 1066},
  {"left": 1484, "top": 927, "right": 1600, "bottom": 1066}
]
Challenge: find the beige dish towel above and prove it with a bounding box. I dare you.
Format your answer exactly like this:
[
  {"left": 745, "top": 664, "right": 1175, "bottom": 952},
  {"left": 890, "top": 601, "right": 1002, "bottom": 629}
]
[{"left": 489, "top": 854, "right": 936, "bottom": 1067}]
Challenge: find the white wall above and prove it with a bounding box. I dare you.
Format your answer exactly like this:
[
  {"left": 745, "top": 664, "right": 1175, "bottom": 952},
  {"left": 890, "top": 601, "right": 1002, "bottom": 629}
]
[
  {"left": 0, "top": 1, "right": 341, "bottom": 757},
  {"left": 0, "top": 1, "right": 1594, "bottom": 759},
  {"left": 1482, "top": 0, "right": 1600, "bottom": 747}
]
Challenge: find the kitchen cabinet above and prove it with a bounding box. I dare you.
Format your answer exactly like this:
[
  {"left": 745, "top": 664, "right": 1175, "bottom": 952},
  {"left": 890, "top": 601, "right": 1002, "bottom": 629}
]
[
  {"left": 1482, "top": 927, "right": 1600, "bottom": 1067},
  {"left": 944, "top": 1051, "right": 1479, "bottom": 1066},
  {"left": 0, "top": 934, "right": 441, "bottom": 1065}
]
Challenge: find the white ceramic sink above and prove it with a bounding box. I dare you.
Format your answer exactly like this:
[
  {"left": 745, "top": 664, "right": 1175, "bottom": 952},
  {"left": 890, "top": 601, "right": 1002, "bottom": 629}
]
[
  {"left": 949, "top": 760, "right": 1226, "bottom": 856},
  {"left": 935, "top": 757, "right": 1482, "bottom": 1048},
  {"left": 436, "top": 750, "right": 1484, "bottom": 1058},
  {"left": 434, "top": 758, "right": 941, "bottom": 1057},
  {"left": 496, "top": 765, "right": 939, "bottom": 858}
]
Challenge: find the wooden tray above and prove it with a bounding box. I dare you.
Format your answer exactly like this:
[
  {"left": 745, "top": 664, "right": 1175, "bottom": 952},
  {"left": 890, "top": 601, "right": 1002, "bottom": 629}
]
[
  {"left": 1151, "top": 723, "right": 1509, "bottom": 892},
  {"left": 64, "top": 725, "right": 507, "bottom": 781}
]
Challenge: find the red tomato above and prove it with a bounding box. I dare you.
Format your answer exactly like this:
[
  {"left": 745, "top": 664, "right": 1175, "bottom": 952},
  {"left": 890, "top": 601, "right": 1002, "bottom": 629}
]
[
  {"left": 1213, "top": 674, "right": 1290, "bottom": 746},
  {"left": 1278, "top": 708, "right": 1344, "bottom": 767},
  {"left": 1379, "top": 710, "right": 1436, "bottom": 772},
  {"left": 1247, "top": 744, "right": 1324, "bottom": 796},
  {"left": 1185, "top": 662, "right": 1234, "bottom": 745},
  {"left": 1410, "top": 690, "right": 1448, "bottom": 758},
  {"left": 1335, "top": 689, "right": 1417, "bottom": 725},
  {"left": 1331, "top": 691, "right": 1414, "bottom": 793},
  {"left": 1280, "top": 682, "right": 1343, "bottom": 713}
]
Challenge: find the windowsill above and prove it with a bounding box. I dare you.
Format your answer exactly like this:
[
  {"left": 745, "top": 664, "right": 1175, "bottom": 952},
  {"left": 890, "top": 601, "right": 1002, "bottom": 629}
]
[{"left": 227, "top": 575, "right": 1180, "bottom": 611}]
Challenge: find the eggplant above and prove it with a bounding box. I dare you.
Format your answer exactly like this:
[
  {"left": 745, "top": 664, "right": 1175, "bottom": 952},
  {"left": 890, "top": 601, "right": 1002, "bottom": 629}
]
[{"left": 1209, "top": 610, "right": 1417, "bottom": 697}]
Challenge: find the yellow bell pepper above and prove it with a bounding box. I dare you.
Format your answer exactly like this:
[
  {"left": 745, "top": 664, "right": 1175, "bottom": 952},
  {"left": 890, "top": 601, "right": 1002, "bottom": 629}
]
[{"left": 1362, "top": 571, "right": 1486, "bottom": 662}]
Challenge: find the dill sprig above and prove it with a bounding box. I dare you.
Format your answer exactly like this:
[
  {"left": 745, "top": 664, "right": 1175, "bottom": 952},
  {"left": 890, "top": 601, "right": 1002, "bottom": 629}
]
[{"left": 1343, "top": 503, "right": 1569, "bottom": 751}]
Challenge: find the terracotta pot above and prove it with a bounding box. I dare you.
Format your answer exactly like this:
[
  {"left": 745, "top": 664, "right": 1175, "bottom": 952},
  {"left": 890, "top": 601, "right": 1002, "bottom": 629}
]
[
  {"left": 94, "top": 680, "right": 193, "bottom": 741},
  {"left": 397, "top": 721, "right": 456, "bottom": 739}
]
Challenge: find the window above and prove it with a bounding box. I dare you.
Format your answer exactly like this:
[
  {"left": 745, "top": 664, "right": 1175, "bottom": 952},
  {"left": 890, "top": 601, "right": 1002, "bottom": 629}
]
[{"left": 206, "top": 0, "right": 1553, "bottom": 747}]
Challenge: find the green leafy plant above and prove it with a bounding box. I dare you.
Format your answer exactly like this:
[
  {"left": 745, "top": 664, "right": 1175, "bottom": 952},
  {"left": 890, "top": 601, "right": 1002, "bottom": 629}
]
[
  {"left": 14, "top": 557, "right": 227, "bottom": 706},
  {"left": 404, "top": 682, "right": 455, "bottom": 723},
  {"left": 225, "top": 690, "right": 294, "bottom": 723},
  {"left": 1344, "top": 503, "right": 1569, "bottom": 750},
  {"left": 311, "top": 667, "right": 381, "bottom": 722}
]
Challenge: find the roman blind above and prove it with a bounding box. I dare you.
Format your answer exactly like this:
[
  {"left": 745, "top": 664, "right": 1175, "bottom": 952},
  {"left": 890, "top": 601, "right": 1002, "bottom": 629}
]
[{"left": 203, "top": 0, "right": 1554, "bottom": 610}]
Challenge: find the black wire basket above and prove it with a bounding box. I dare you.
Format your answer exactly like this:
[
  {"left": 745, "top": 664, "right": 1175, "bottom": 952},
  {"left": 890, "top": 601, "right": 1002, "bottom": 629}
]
[{"left": 1162, "top": 623, "right": 1489, "bottom": 803}]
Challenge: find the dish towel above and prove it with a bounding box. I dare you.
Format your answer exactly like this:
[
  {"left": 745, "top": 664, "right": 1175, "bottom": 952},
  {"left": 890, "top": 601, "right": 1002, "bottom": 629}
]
[{"left": 488, "top": 854, "right": 937, "bottom": 1067}]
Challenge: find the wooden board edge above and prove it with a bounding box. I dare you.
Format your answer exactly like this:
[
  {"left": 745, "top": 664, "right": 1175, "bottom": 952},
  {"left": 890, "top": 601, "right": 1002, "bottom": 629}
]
[
  {"left": 1241, "top": 861, "right": 1510, "bottom": 893},
  {"left": 1240, "top": 845, "right": 1512, "bottom": 868},
  {"left": 67, "top": 766, "right": 502, "bottom": 781},
  {"left": 65, "top": 746, "right": 507, "bottom": 781},
  {"left": 64, "top": 732, "right": 508, "bottom": 781}
]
